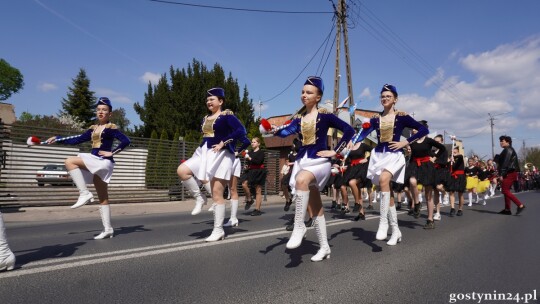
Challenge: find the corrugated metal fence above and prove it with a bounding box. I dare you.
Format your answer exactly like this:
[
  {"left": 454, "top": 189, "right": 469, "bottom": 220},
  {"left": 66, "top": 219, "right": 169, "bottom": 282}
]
[{"left": 0, "top": 124, "right": 280, "bottom": 207}]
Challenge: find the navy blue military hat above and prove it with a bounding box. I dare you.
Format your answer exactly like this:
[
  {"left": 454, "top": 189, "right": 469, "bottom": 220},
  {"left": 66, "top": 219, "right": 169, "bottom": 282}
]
[
  {"left": 96, "top": 97, "right": 112, "bottom": 110},
  {"left": 304, "top": 76, "right": 324, "bottom": 95},
  {"left": 380, "top": 84, "right": 398, "bottom": 97},
  {"left": 207, "top": 87, "right": 225, "bottom": 98}
]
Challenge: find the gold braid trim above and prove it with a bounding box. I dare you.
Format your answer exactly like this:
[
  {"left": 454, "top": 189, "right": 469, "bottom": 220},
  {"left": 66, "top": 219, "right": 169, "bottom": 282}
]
[
  {"left": 221, "top": 109, "right": 234, "bottom": 115},
  {"left": 335, "top": 141, "right": 346, "bottom": 154},
  {"left": 371, "top": 113, "right": 380, "bottom": 119},
  {"left": 222, "top": 138, "right": 233, "bottom": 145}
]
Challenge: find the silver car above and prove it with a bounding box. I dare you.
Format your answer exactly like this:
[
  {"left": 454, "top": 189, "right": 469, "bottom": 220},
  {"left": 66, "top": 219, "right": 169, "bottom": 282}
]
[{"left": 36, "top": 164, "right": 73, "bottom": 186}]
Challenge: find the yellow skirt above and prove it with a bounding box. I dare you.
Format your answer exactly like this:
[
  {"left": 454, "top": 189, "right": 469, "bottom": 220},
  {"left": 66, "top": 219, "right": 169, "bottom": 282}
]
[
  {"left": 466, "top": 176, "right": 479, "bottom": 190},
  {"left": 477, "top": 180, "right": 490, "bottom": 193}
]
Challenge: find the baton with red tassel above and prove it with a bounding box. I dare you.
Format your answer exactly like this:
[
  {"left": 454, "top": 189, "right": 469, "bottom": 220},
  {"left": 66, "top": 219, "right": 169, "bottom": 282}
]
[{"left": 26, "top": 135, "right": 80, "bottom": 146}]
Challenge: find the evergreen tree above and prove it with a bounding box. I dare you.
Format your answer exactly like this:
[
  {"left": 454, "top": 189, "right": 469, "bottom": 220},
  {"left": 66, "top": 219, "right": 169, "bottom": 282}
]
[
  {"left": 237, "top": 85, "right": 255, "bottom": 129},
  {"left": 61, "top": 68, "right": 96, "bottom": 127},
  {"left": 154, "top": 129, "right": 170, "bottom": 188},
  {"left": 145, "top": 129, "right": 159, "bottom": 188},
  {"left": 133, "top": 59, "right": 256, "bottom": 141},
  {"left": 168, "top": 130, "right": 181, "bottom": 186}
]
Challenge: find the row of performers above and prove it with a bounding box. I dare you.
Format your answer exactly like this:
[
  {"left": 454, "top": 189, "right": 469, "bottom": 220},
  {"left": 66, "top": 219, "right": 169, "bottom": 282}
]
[{"left": 0, "top": 78, "right": 467, "bottom": 272}]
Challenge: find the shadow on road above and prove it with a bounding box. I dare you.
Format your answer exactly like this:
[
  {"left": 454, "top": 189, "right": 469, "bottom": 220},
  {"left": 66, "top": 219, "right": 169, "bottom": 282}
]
[
  {"left": 330, "top": 227, "right": 383, "bottom": 252},
  {"left": 113, "top": 225, "right": 151, "bottom": 236},
  {"left": 13, "top": 242, "right": 86, "bottom": 267}
]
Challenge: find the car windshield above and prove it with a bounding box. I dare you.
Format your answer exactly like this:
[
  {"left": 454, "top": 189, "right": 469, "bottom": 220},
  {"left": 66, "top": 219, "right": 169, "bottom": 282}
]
[{"left": 43, "top": 165, "right": 66, "bottom": 171}]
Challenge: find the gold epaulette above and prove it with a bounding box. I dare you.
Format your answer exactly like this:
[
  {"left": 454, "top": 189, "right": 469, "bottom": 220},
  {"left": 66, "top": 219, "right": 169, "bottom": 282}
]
[
  {"left": 221, "top": 109, "right": 234, "bottom": 115},
  {"left": 292, "top": 113, "right": 302, "bottom": 119},
  {"left": 371, "top": 113, "right": 380, "bottom": 118},
  {"left": 317, "top": 108, "right": 330, "bottom": 114},
  {"left": 90, "top": 125, "right": 97, "bottom": 130},
  {"left": 396, "top": 110, "right": 407, "bottom": 116}
]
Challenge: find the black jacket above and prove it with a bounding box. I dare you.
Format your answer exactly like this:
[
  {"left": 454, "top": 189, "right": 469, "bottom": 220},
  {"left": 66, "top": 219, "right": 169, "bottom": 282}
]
[{"left": 495, "top": 146, "right": 520, "bottom": 177}]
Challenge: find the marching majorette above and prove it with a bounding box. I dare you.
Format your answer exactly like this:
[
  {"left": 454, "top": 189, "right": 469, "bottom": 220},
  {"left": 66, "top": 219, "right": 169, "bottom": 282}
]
[
  {"left": 267, "top": 76, "right": 354, "bottom": 261},
  {"left": 406, "top": 121, "right": 446, "bottom": 229},
  {"left": 46, "top": 97, "right": 131, "bottom": 240},
  {"left": 432, "top": 134, "right": 450, "bottom": 221},
  {"left": 177, "top": 87, "right": 248, "bottom": 242},
  {"left": 447, "top": 147, "right": 466, "bottom": 216},
  {"left": 349, "top": 84, "right": 429, "bottom": 245},
  {"left": 465, "top": 158, "right": 480, "bottom": 206},
  {"left": 339, "top": 137, "right": 372, "bottom": 221},
  {"left": 243, "top": 137, "right": 267, "bottom": 216},
  {"left": 0, "top": 211, "right": 15, "bottom": 271}
]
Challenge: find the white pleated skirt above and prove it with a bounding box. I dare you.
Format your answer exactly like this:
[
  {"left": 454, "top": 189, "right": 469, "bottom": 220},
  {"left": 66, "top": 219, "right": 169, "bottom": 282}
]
[
  {"left": 232, "top": 158, "right": 241, "bottom": 178},
  {"left": 289, "top": 155, "right": 331, "bottom": 191},
  {"left": 367, "top": 151, "right": 406, "bottom": 185},
  {"left": 78, "top": 153, "right": 115, "bottom": 184},
  {"left": 184, "top": 145, "right": 234, "bottom": 182}
]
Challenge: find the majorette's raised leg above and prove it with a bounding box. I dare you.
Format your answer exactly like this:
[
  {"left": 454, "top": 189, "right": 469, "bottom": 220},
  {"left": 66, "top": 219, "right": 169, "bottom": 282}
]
[
  {"left": 182, "top": 177, "right": 207, "bottom": 215},
  {"left": 69, "top": 168, "right": 94, "bottom": 209}
]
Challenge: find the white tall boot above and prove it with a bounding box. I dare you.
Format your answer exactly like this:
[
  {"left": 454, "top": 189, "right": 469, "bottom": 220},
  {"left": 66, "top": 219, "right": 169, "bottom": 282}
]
[
  {"left": 69, "top": 168, "right": 94, "bottom": 209},
  {"left": 376, "top": 192, "right": 390, "bottom": 240},
  {"left": 182, "top": 177, "right": 207, "bottom": 215},
  {"left": 372, "top": 190, "right": 378, "bottom": 203},
  {"left": 311, "top": 215, "right": 331, "bottom": 262},
  {"left": 94, "top": 205, "right": 114, "bottom": 239},
  {"left": 467, "top": 192, "right": 473, "bottom": 206},
  {"left": 387, "top": 205, "right": 402, "bottom": 246},
  {"left": 0, "top": 212, "right": 15, "bottom": 271},
  {"left": 286, "top": 190, "right": 310, "bottom": 249},
  {"left": 205, "top": 204, "right": 225, "bottom": 242},
  {"left": 223, "top": 199, "right": 239, "bottom": 227}
]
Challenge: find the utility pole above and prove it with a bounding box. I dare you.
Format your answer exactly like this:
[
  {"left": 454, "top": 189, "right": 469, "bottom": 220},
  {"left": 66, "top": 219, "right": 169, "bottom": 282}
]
[
  {"left": 258, "top": 99, "right": 262, "bottom": 120},
  {"left": 488, "top": 112, "right": 509, "bottom": 158},
  {"left": 332, "top": 0, "right": 355, "bottom": 145},
  {"left": 488, "top": 113, "right": 495, "bottom": 159}
]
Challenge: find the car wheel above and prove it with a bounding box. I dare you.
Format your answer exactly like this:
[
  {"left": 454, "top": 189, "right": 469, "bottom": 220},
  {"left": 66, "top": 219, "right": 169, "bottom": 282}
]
[{"left": 38, "top": 183, "right": 44, "bottom": 187}]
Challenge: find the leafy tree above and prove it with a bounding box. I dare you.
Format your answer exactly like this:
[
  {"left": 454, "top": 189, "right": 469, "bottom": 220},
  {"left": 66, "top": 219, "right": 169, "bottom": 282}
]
[
  {"left": 0, "top": 58, "right": 24, "bottom": 101},
  {"left": 111, "top": 107, "right": 130, "bottom": 131},
  {"left": 61, "top": 68, "right": 96, "bottom": 127},
  {"left": 15, "top": 112, "right": 83, "bottom": 132},
  {"left": 247, "top": 117, "right": 264, "bottom": 148},
  {"left": 523, "top": 147, "right": 540, "bottom": 169}
]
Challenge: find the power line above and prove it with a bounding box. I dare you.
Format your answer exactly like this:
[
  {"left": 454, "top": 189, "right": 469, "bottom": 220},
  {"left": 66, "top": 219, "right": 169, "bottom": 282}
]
[
  {"left": 262, "top": 22, "right": 336, "bottom": 103},
  {"left": 355, "top": 1, "right": 485, "bottom": 119},
  {"left": 149, "top": 0, "right": 333, "bottom": 14}
]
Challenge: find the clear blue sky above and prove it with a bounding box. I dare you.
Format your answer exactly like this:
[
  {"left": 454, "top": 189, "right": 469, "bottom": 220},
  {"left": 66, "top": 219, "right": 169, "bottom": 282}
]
[{"left": 3, "top": 0, "right": 540, "bottom": 159}]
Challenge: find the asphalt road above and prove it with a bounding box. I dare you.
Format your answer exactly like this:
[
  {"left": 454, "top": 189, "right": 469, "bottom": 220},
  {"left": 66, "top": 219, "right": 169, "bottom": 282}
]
[{"left": 0, "top": 191, "right": 538, "bottom": 304}]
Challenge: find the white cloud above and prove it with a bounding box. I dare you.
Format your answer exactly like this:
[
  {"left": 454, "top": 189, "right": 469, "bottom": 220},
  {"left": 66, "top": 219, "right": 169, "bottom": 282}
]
[
  {"left": 95, "top": 88, "right": 132, "bottom": 104},
  {"left": 424, "top": 67, "right": 445, "bottom": 87},
  {"left": 359, "top": 87, "right": 371, "bottom": 100},
  {"left": 395, "top": 36, "right": 540, "bottom": 156},
  {"left": 37, "top": 82, "right": 58, "bottom": 92},
  {"left": 139, "top": 72, "right": 161, "bottom": 85}
]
